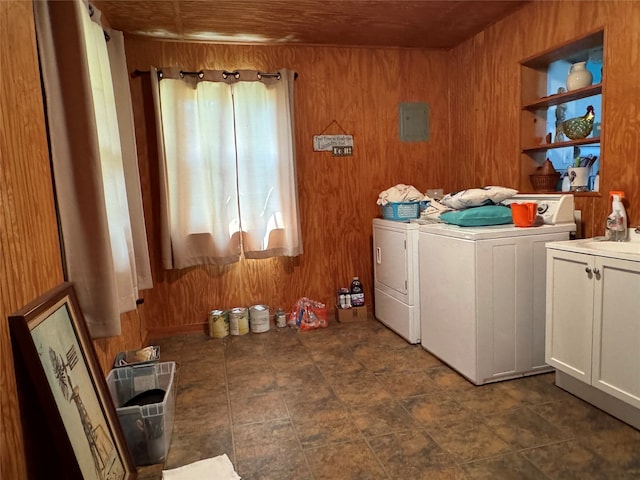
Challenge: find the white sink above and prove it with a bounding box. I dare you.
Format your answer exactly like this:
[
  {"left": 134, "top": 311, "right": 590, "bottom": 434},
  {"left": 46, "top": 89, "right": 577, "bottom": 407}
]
[
  {"left": 581, "top": 240, "right": 640, "bottom": 255},
  {"left": 547, "top": 230, "right": 640, "bottom": 261}
]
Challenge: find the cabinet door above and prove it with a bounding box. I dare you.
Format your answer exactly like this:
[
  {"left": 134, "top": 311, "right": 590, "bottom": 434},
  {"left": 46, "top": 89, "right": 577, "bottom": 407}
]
[
  {"left": 546, "top": 249, "right": 594, "bottom": 382},
  {"left": 592, "top": 257, "right": 640, "bottom": 408}
]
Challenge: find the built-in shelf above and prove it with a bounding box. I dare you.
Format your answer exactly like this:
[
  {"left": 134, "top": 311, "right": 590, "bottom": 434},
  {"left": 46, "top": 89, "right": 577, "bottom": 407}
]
[
  {"left": 522, "top": 84, "right": 602, "bottom": 110},
  {"left": 523, "top": 137, "right": 600, "bottom": 153},
  {"left": 519, "top": 190, "right": 601, "bottom": 197},
  {"left": 519, "top": 30, "right": 604, "bottom": 193}
]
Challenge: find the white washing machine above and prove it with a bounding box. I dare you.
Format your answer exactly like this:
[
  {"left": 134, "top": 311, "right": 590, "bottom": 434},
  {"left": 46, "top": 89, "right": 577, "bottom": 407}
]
[
  {"left": 418, "top": 194, "right": 576, "bottom": 385},
  {"left": 372, "top": 218, "right": 420, "bottom": 344}
]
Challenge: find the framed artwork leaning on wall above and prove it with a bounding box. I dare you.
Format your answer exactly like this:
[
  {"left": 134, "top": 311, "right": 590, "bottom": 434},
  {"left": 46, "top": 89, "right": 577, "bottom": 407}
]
[{"left": 9, "top": 282, "right": 136, "bottom": 480}]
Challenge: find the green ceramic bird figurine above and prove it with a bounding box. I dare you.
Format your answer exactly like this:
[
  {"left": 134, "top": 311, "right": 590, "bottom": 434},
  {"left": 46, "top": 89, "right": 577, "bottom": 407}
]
[{"left": 562, "top": 105, "right": 595, "bottom": 140}]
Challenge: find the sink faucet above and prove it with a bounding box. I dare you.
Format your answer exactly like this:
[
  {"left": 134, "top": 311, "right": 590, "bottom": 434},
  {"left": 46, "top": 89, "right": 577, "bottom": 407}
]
[{"left": 635, "top": 226, "right": 640, "bottom": 234}]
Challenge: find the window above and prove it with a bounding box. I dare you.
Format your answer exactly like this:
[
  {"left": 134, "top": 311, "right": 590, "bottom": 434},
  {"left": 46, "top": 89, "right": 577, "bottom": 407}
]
[
  {"left": 151, "top": 68, "right": 302, "bottom": 269},
  {"left": 35, "top": 0, "right": 151, "bottom": 337}
]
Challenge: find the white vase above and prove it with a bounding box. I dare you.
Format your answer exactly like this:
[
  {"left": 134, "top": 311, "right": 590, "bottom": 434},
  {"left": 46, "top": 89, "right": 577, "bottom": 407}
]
[{"left": 566, "top": 62, "right": 593, "bottom": 91}]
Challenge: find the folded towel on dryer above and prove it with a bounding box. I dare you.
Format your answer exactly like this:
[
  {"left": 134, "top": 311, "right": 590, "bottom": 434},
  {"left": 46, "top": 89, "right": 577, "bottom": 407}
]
[{"left": 417, "top": 196, "right": 451, "bottom": 223}]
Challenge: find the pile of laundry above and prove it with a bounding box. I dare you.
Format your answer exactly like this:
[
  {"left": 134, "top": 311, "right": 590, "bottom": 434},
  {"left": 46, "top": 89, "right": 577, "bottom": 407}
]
[
  {"left": 376, "top": 183, "right": 449, "bottom": 223},
  {"left": 376, "top": 184, "right": 426, "bottom": 206},
  {"left": 377, "top": 184, "right": 519, "bottom": 224}
]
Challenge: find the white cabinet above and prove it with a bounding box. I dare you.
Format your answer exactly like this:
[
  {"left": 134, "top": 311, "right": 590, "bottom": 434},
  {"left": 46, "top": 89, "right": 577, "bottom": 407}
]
[{"left": 546, "top": 247, "right": 640, "bottom": 410}]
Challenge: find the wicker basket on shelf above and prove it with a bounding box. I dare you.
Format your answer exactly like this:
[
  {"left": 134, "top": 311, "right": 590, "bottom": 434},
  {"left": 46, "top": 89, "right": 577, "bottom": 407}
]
[{"left": 529, "top": 173, "right": 560, "bottom": 192}]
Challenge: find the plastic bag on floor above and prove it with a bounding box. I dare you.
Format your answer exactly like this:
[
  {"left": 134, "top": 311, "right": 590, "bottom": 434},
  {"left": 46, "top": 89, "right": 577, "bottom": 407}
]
[{"left": 288, "top": 297, "right": 328, "bottom": 331}]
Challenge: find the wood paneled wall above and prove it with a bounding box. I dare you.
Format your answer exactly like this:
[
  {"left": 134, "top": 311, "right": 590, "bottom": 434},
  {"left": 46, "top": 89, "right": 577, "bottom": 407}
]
[
  {"left": 451, "top": 0, "right": 640, "bottom": 238},
  {"left": 124, "top": 40, "right": 452, "bottom": 334},
  {"left": 1, "top": 3, "right": 147, "bottom": 477},
  {"left": 126, "top": 0, "right": 640, "bottom": 336},
  {"left": 0, "top": 3, "right": 63, "bottom": 478},
  {"left": 4, "top": 1, "right": 640, "bottom": 475}
]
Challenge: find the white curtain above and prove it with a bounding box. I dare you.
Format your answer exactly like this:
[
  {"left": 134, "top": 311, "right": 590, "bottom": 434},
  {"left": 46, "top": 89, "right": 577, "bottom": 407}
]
[
  {"left": 34, "top": 0, "right": 152, "bottom": 337},
  {"left": 106, "top": 29, "right": 153, "bottom": 294},
  {"left": 151, "top": 68, "right": 302, "bottom": 269}
]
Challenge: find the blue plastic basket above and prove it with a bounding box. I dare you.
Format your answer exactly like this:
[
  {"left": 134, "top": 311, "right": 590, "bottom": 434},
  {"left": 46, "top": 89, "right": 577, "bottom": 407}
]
[{"left": 380, "top": 201, "right": 420, "bottom": 221}]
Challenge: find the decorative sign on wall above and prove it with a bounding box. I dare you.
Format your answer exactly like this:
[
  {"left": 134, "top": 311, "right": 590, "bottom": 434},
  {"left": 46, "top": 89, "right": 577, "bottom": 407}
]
[
  {"left": 313, "top": 120, "right": 354, "bottom": 156},
  {"left": 332, "top": 145, "right": 353, "bottom": 156},
  {"left": 313, "top": 135, "right": 354, "bottom": 152}
]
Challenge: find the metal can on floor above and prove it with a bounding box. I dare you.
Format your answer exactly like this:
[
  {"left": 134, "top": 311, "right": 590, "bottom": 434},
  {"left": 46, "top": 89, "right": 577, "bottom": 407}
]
[
  {"left": 249, "top": 305, "right": 270, "bottom": 333},
  {"left": 208, "top": 309, "right": 229, "bottom": 338},
  {"left": 275, "top": 308, "right": 287, "bottom": 328},
  {"left": 229, "top": 307, "right": 249, "bottom": 335}
]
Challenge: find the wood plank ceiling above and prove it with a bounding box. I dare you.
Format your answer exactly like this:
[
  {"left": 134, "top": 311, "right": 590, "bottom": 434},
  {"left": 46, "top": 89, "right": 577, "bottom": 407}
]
[{"left": 93, "top": 0, "right": 530, "bottom": 49}]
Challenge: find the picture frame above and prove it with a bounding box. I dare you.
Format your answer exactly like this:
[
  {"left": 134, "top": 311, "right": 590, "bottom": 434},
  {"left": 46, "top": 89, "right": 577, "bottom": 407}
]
[{"left": 9, "top": 282, "right": 136, "bottom": 480}]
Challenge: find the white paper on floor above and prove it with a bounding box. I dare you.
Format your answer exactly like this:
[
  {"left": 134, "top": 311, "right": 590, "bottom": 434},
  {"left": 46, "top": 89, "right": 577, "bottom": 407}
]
[{"left": 162, "top": 454, "right": 241, "bottom": 480}]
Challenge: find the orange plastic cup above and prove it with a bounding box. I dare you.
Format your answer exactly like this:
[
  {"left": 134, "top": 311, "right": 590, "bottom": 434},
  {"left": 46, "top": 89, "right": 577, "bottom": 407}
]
[{"left": 511, "top": 202, "right": 538, "bottom": 227}]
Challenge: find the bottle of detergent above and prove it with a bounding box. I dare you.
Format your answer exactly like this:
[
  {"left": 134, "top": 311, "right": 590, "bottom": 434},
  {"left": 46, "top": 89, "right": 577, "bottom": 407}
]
[
  {"left": 605, "top": 191, "right": 627, "bottom": 241},
  {"left": 350, "top": 276, "right": 364, "bottom": 307}
]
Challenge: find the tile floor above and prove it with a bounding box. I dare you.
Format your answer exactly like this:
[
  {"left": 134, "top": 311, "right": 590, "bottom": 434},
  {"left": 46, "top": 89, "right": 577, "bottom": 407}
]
[{"left": 137, "top": 318, "right": 640, "bottom": 480}]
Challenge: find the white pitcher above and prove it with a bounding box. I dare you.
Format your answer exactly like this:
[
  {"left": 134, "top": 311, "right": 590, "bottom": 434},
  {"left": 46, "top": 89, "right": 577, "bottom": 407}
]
[
  {"left": 566, "top": 62, "right": 593, "bottom": 91},
  {"left": 567, "top": 166, "right": 589, "bottom": 191}
]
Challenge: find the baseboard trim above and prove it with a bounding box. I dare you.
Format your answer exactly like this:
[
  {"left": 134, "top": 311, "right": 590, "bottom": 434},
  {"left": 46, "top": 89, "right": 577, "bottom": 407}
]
[
  {"left": 146, "top": 306, "right": 375, "bottom": 340},
  {"left": 147, "top": 323, "right": 208, "bottom": 339}
]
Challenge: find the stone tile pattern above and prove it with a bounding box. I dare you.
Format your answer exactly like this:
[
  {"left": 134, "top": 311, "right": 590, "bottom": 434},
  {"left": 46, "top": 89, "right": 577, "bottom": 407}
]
[{"left": 136, "top": 319, "right": 640, "bottom": 480}]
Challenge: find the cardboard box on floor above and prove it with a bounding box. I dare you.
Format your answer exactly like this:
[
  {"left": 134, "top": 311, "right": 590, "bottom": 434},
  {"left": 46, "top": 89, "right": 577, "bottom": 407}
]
[{"left": 336, "top": 305, "right": 367, "bottom": 323}]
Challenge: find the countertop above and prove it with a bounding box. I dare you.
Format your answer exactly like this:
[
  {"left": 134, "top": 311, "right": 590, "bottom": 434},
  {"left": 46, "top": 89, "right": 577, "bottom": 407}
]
[{"left": 546, "top": 229, "right": 640, "bottom": 262}]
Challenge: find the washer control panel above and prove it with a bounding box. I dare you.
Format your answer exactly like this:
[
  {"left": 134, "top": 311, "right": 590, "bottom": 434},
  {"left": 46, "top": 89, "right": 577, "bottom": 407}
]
[{"left": 503, "top": 194, "right": 575, "bottom": 225}]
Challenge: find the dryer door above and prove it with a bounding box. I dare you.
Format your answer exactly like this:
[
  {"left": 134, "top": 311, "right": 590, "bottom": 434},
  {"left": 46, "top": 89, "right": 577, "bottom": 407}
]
[{"left": 373, "top": 224, "right": 411, "bottom": 303}]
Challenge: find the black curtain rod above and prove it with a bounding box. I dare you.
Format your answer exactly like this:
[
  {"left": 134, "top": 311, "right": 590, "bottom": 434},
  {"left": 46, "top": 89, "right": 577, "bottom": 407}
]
[{"left": 131, "top": 69, "right": 299, "bottom": 80}]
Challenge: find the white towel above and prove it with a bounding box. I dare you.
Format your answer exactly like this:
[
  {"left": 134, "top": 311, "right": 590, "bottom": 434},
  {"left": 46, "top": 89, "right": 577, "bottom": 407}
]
[
  {"left": 377, "top": 184, "right": 425, "bottom": 205},
  {"left": 417, "top": 196, "right": 451, "bottom": 223},
  {"left": 162, "top": 454, "right": 241, "bottom": 480}
]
